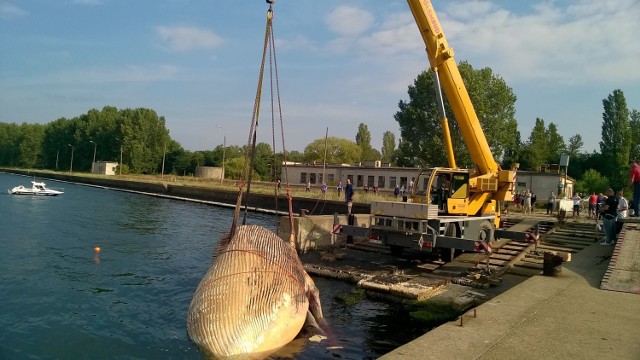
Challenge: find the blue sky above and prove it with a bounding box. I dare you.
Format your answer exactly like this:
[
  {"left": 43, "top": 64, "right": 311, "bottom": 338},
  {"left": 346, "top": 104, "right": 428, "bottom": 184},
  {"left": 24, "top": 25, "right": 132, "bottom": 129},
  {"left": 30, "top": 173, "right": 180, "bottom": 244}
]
[{"left": 1, "top": 0, "right": 639, "bottom": 156}]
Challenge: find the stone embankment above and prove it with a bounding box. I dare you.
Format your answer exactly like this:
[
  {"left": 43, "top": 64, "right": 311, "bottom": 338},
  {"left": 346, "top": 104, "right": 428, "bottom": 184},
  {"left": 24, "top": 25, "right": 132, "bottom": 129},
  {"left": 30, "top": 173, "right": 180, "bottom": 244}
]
[{"left": 1, "top": 168, "right": 369, "bottom": 216}]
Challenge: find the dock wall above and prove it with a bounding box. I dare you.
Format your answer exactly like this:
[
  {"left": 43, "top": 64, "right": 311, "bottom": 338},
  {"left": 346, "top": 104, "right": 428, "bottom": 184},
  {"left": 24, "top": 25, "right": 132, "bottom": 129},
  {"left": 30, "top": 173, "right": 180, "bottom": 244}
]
[{"left": 1, "top": 169, "right": 370, "bottom": 216}]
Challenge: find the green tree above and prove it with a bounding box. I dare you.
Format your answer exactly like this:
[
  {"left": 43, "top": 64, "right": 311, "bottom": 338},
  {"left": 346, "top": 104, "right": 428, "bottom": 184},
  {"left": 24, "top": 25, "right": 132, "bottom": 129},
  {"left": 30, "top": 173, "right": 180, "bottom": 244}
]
[
  {"left": 120, "top": 108, "right": 171, "bottom": 174},
  {"left": 303, "top": 137, "right": 361, "bottom": 164},
  {"left": 355, "top": 123, "right": 379, "bottom": 161},
  {"left": 566, "top": 134, "right": 584, "bottom": 158},
  {"left": 546, "top": 123, "right": 565, "bottom": 164},
  {"left": 381, "top": 131, "right": 396, "bottom": 164},
  {"left": 574, "top": 169, "right": 609, "bottom": 195},
  {"left": 600, "top": 89, "right": 630, "bottom": 189},
  {"left": 283, "top": 150, "right": 304, "bottom": 163},
  {"left": 524, "top": 118, "right": 548, "bottom": 170},
  {"left": 395, "top": 62, "right": 517, "bottom": 169}
]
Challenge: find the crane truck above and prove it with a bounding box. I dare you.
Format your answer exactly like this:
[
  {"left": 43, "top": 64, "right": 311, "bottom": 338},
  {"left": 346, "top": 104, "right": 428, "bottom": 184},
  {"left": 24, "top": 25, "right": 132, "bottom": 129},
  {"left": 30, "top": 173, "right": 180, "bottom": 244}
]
[{"left": 334, "top": 0, "right": 523, "bottom": 261}]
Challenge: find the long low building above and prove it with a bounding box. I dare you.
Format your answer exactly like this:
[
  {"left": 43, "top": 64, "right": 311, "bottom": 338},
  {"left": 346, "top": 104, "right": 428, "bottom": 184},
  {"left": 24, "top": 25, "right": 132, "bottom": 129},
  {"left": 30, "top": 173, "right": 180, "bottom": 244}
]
[
  {"left": 282, "top": 161, "right": 575, "bottom": 197},
  {"left": 283, "top": 160, "right": 429, "bottom": 192}
]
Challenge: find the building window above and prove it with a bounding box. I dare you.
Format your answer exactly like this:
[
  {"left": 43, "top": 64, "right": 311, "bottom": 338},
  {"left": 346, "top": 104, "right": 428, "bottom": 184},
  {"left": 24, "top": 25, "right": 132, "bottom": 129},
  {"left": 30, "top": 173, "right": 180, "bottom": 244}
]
[
  {"left": 400, "top": 177, "right": 407, "bottom": 188},
  {"left": 390, "top": 177, "right": 397, "bottom": 189},
  {"left": 367, "top": 176, "right": 375, "bottom": 187},
  {"left": 357, "top": 175, "right": 364, "bottom": 187},
  {"left": 319, "top": 173, "right": 324, "bottom": 184},
  {"left": 310, "top": 173, "right": 317, "bottom": 184},
  {"left": 300, "top": 173, "right": 307, "bottom": 183},
  {"left": 378, "top": 176, "right": 385, "bottom": 189},
  {"left": 328, "top": 174, "right": 335, "bottom": 183}
]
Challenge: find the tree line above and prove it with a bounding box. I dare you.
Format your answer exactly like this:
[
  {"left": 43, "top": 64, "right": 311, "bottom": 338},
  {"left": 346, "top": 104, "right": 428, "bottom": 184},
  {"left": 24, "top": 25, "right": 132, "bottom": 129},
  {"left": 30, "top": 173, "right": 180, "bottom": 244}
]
[{"left": 1, "top": 61, "right": 638, "bottom": 193}]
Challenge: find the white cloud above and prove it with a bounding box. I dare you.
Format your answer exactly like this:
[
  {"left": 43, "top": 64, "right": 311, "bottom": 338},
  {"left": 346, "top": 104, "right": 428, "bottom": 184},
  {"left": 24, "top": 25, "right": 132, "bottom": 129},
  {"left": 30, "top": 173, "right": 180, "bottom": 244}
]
[
  {"left": 156, "top": 26, "right": 223, "bottom": 52},
  {"left": 322, "top": 0, "right": 640, "bottom": 86},
  {"left": 325, "top": 6, "right": 374, "bottom": 37},
  {"left": 0, "top": 2, "right": 27, "bottom": 18},
  {"left": 441, "top": 0, "right": 640, "bottom": 84}
]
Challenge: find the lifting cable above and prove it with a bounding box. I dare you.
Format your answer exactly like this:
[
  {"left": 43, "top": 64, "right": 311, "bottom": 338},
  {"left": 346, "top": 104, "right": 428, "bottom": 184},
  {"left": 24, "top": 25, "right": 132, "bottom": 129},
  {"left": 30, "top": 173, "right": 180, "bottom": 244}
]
[{"left": 232, "top": 1, "right": 296, "bottom": 244}]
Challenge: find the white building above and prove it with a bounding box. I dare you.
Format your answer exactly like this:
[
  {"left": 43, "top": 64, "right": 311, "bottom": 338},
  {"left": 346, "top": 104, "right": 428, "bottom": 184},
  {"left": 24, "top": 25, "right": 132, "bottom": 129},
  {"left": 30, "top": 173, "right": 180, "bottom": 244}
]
[
  {"left": 195, "top": 166, "right": 224, "bottom": 181},
  {"left": 282, "top": 161, "right": 425, "bottom": 192},
  {"left": 92, "top": 161, "right": 119, "bottom": 176},
  {"left": 513, "top": 169, "right": 575, "bottom": 199}
]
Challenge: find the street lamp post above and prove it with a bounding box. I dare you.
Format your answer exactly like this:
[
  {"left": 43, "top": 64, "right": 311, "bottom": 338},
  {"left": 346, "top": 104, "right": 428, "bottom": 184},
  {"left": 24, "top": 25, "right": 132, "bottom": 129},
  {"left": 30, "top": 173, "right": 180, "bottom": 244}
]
[
  {"left": 89, "top": 140, "right": 97, "bottom": 173},
  {"left": 218, "top": 125, "right": 226, "bottom": 184},
  {"left": 68, "top": 144, "right": 74, "bottom": 173},
  {"left": 115, "top": 138, "right": 123, "bottom": 175},
  {"left": 161, "top": 141, "right": 166, "bottom": 179}
]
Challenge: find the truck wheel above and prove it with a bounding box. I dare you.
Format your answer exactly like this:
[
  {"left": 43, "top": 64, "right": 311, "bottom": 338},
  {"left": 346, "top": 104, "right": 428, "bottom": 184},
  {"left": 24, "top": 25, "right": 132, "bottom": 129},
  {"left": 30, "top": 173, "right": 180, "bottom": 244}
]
[
  {"left": 439, "top": 223, "right": 460, "bottom": 263},
  {"left": 478, "top": 220, "right": 494, "bottom": 242},
  {"left": 390, "top": 245, "right": 404, "bottom": 257}
]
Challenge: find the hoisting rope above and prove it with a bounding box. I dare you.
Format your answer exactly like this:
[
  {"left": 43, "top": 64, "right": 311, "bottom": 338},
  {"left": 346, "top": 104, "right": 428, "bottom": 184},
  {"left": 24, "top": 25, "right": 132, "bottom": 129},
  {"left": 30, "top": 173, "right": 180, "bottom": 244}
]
[{"left": 232, "top": 1, "right": 297, "bottom": 246}]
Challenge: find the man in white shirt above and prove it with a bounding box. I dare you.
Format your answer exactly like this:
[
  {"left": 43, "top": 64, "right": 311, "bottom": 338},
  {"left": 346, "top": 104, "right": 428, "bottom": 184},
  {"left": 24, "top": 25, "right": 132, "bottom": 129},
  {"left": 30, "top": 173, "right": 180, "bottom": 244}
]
[
  {"left": 572, "top": 193, "right": 582, "bottom": 217},
  {"left": 616, "top": 191, "right": 628, "bottom": 238},
  {"left": 617, "top": 191, "right": 629, "bottom": 218}
]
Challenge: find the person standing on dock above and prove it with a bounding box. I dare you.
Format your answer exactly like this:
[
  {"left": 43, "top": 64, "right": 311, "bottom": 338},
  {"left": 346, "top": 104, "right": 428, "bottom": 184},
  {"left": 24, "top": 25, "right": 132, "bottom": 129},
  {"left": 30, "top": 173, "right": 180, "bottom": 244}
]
[
  {"left": 572, "top": 193, "right": 582, "bottom": 217},
  {"left": 616, "top": 190, "right": 628, "bottom": 236},
  {"left": 588, "top": 192, "right": 598, "bottom": 219},
  {"left": 600, "top": 188, "right": 618, "bottom": 246},
  {"left": 306, "top": 180, "right": 311, "bottom": 192},
  {"left": 337, "top": 181, "right": 343, "bottom": 197},
  {"left": 628, "top": 160, "right": 640, "bottom": 217},
  {"left": 345, "top": 178, "right": 355, "bottom": 215},
  {"left": 547, "top": 191, "right": 556, "bottom": 215}
]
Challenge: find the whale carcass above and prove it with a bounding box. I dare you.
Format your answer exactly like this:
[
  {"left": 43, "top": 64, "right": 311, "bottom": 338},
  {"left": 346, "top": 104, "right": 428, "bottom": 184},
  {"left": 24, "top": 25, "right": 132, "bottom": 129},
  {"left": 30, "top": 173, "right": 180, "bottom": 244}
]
[{"left": 187, "top": 224, "right": 327, "bottom": 358}]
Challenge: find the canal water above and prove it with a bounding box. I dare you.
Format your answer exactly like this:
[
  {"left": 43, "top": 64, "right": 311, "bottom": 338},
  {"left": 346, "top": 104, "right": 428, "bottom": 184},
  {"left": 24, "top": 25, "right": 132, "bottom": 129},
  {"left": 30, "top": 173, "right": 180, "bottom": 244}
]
[{"left": 0, "top": 172, "right": 429, "bottom": 359}]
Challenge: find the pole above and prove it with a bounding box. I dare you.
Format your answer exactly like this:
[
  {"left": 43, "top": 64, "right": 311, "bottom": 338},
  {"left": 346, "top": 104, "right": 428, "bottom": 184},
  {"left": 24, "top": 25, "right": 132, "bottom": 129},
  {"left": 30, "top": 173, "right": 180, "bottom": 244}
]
[
  {"left": 90, "top": 140, "right": 97, "bottom": 173},
  {"left": 322, "top": 127, "right": 328, "bottom": 185},
  {"left": 55, "top": 149, "right": 59, "bottom": 170},
  {"left": 119, "top": 145, "right": 123, "bottom": 175},
  {"left": 161, "top": 142, "right": 166, "bottom": 179},
  {"left": 68, "top": 144, "right": 74, "bottom": 173},
  {"left": 221, "top": 135, "right": 226, "bottom": 184}
]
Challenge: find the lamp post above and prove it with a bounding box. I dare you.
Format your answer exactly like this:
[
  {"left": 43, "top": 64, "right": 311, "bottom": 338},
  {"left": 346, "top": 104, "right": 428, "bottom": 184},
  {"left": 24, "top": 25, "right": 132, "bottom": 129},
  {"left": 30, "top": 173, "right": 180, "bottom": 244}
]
[
  {"left": 218, "top": 125, "right": 226, "bottom": 184},
  {"left": 161, "top": 141, "right": 166, "bottom": 179},
  {"left": 89, "top": 140, "right": 97, "bottom": 173},
  {"left": 115, "top": 138, "right": 123, "bottom": 175},
  {"left": 68, "top": 144, "right": 74, "bottom": 173},
  {"left": 55, "top": 149, "right": 59, "bottom": 170}
]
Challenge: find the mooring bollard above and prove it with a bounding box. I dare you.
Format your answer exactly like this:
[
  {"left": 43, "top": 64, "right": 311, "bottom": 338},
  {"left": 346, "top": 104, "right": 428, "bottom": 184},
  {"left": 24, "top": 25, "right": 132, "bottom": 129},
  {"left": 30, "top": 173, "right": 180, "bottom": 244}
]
[{"left": 543, "top": 251, "right": 563, "bottom": 276}]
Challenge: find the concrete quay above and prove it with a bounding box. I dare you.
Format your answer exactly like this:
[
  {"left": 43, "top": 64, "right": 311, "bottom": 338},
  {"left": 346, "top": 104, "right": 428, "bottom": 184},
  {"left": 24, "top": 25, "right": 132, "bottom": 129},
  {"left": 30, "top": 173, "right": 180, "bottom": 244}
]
[{"left": 380, "top": 229, "right": 640, "bottom": 360}]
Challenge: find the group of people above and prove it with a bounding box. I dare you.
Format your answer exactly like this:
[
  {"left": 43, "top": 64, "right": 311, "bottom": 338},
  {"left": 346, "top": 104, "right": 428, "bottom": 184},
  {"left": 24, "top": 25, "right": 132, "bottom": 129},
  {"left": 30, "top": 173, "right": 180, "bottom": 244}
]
[
  {"left": 579, "top": 159, "right": 640, "bottom": 246},
  {"left": 512, "top": 190, "right": 537, "bottom": 213}
]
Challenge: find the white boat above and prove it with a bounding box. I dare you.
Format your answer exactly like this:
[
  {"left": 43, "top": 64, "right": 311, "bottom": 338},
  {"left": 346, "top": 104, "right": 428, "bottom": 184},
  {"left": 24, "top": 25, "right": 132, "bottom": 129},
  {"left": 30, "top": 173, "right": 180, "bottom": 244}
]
[{"left": 9, "top": 181, "right": 64, "bottom": 196}]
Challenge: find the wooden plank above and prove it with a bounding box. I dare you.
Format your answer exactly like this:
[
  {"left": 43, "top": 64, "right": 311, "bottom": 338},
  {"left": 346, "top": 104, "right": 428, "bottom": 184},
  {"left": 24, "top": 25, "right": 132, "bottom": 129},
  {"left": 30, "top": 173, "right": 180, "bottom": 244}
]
[{"left": 490, "top": 254, "right": 516, "bottom": 261}]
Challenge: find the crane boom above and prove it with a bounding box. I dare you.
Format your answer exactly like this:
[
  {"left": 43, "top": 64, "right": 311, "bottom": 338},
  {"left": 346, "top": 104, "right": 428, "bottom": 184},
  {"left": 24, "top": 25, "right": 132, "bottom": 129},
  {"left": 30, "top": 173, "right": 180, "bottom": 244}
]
[{"left": 407, "top": 0, "right": 499, "bottom": 175}]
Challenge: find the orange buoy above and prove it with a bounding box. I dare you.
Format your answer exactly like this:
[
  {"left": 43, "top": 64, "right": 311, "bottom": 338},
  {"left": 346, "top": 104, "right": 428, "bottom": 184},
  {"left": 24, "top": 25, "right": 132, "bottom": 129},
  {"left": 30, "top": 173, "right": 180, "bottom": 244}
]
[{"left": 94, "top": 246, "right": 101, "bottom": 254}]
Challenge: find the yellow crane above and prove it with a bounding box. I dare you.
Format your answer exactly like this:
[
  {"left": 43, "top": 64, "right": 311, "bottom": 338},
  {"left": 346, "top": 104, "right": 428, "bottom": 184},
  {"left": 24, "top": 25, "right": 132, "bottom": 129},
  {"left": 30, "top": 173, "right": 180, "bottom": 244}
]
[{"left": 337, "top": 0, "right": 520, "bottom": 261}]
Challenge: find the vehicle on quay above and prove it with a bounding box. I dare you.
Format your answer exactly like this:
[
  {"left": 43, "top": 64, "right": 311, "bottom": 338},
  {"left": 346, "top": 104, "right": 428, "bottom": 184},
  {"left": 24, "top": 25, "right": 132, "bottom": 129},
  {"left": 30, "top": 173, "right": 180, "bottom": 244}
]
[
  {"left": 334, "top": 0, "right": 528, "bottom": 261},
  {"left": 9, "top": 181, "right": 64, "bottom": 196}
]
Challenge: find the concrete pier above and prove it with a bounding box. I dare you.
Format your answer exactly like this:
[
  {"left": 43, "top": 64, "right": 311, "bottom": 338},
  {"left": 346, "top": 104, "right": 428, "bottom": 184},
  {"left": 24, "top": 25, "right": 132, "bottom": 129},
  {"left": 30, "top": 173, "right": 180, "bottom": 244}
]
[{"left": 380, "top": 224, "right": 640, "bottom": 360}]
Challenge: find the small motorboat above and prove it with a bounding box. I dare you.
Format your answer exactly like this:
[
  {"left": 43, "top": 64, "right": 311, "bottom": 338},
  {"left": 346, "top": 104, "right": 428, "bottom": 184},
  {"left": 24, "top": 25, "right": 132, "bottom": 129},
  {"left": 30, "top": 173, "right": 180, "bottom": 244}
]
[{"left": 9, "top": 181, "right": 64, "bottom": 196}]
